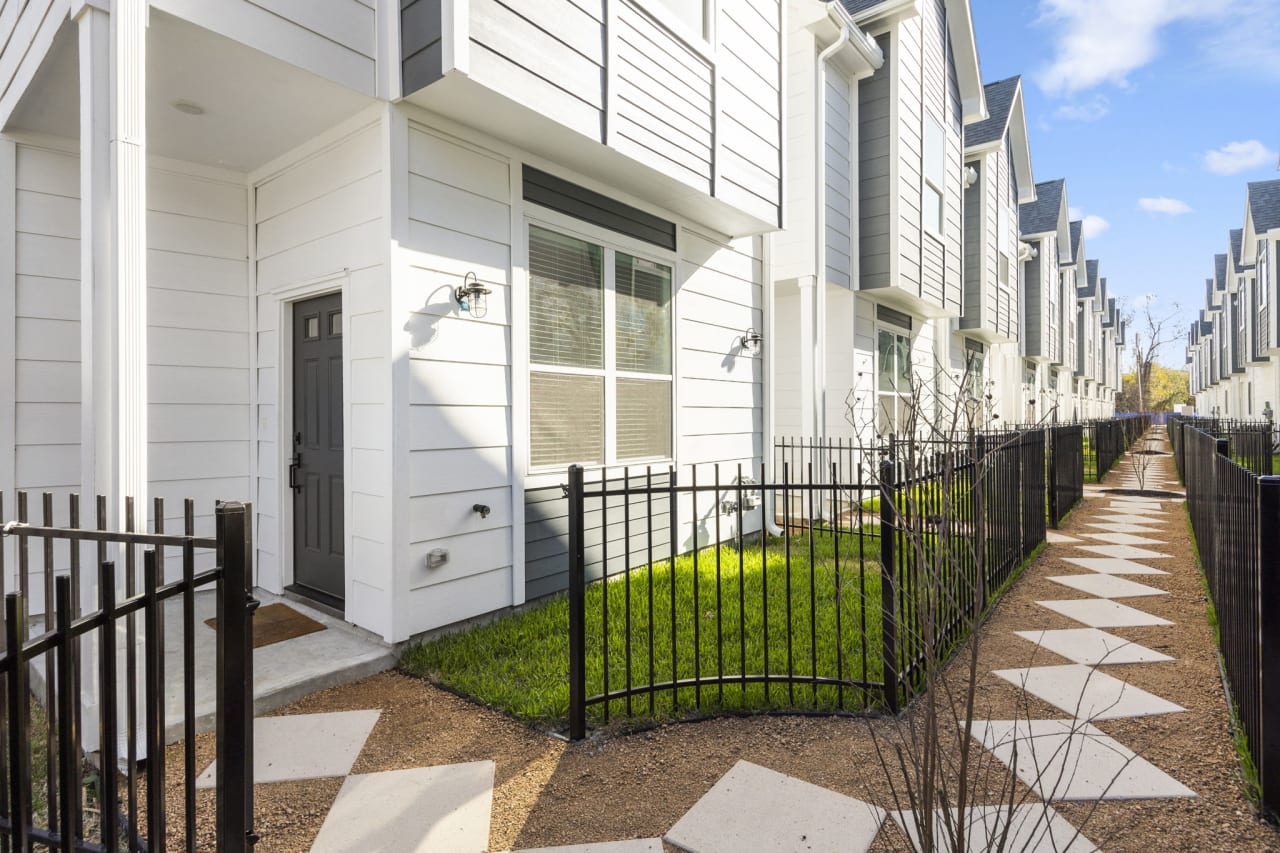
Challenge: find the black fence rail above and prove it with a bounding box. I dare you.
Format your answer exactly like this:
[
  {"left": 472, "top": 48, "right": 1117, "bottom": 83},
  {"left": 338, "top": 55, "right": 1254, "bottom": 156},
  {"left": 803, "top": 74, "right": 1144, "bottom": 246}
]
[
  {"left": 0, "top": 491, "right": 257, "bottom": 852},
  {"left": 1083, "top": 415, "right": 1152, "bottom": 482},
  {"left": 567, "top": 428, "right": 1056, "bottom": 738},
  {"left": 1170, "top": 416, "right": 1278, "bottom": 477},
  {"left": 1048, "top": 425, "right": 1085, "bottom": 528},
  {"left": 1171, "top": 420, "right": 1280, "bottom": 818}
]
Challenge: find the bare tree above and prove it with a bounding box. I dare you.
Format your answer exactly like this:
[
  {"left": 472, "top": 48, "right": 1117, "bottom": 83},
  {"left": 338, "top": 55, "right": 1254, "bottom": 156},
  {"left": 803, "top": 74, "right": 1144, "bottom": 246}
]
[{"left": 1124, "top": 296, "right": 1185, "bottom": 414}]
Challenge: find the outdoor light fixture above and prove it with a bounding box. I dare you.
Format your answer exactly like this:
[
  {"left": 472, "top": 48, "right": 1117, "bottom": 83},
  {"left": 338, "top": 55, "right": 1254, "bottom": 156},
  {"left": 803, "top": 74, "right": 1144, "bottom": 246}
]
[
  {"left": 739, "top": 327, "right": 763, "bottom": 354},
  {"left": 454, "top": 271, "right": 492, "bottom": 319},
  {"left": 1265, "top": 402, "right": 1274, "bottom": 423}
]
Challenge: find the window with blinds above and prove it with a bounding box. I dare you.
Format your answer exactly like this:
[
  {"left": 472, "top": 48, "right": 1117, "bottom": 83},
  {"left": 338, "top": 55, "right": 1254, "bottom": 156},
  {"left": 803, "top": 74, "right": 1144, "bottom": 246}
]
[{"left": 528, "top": 225, "right": 674, "bottom": 469}]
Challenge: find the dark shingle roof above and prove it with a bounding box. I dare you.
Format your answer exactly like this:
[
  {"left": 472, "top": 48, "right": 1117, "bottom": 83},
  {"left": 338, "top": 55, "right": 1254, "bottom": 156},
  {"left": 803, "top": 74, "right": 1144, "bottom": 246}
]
[
  {"left": 964, "top": 77, "right": 1020, "bottom": 147},
  {"left": 1229, "top": 228, "right": 1253, "bottom": 273},
  {"left": 1248, "top": 179, "right": 1280, "bottom": 233},
  {"left": 1069, "top": 220, "right": 1084, "bottom": 265},
  {"left": 1087, "top": 260, "right": 1099, "bottom": 288},
  {"left": 1020, "top": 178, "right": 1066, "bottom": 238},
  {"left": 839, "top": 0, "right": 892, "bottom": 16},
  {"left": 1079, "top": 259, "right": 1099, "bottom": 297},
  {"left": 1214, "top": 254, "right": 1228, "bottom": 290}
]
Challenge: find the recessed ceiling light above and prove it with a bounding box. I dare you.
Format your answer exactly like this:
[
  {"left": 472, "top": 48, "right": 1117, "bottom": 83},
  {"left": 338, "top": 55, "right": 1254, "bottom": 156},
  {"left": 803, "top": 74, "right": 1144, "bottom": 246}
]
[{"left": 172, "top": 100, "right": 205, "bottom": 116}]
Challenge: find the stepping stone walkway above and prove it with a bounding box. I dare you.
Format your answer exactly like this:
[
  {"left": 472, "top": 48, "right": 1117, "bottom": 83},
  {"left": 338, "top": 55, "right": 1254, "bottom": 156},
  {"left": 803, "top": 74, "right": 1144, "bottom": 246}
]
[{"left": 234, "top": 431, "right": 1204, "bottom": 850}]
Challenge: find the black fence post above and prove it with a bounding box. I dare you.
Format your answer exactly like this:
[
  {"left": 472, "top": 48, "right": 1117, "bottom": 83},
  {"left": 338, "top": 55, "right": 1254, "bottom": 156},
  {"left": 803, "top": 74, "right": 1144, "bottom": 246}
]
[
  {"left": 879, "top": 458, "right": 898, "bottom": 714},
  {"left": 567, "top": 465, "right": 587, "bottom": 741},
  {"left": 1048, "top": 428, "right": 1060, "bottom": 529},
  {"left": 215, "top": 501, "right": 257, "bottom": 851},
  {"left": 1259, "top": 476, "right": 1280, "bottom": 818}
]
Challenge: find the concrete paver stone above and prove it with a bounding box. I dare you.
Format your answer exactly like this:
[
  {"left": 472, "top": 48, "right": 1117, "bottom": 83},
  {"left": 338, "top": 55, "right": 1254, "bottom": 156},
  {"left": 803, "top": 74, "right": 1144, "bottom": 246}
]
[
  {"left": 992, "top": 664, "right": 1186, "bottom": 720},
  {"left": 508, "top": 843, "right": 664, "bottom": 853},
  {"left": 1037, "top": 598, "right": 1173, "bottom": 628},
  {"left": 1046, "top": 574, "right": 1167, "bottom": 599},
  {"left": 1073, "top": 544, "right": 1171, "bottom": 559},
  {"left": 1081, "top": 532, "right": 1166, "bottom": 546},
  {"left": 196, "top": 709, "right": 381, "bottom": 788},
  {"left": 310, "top": 761, "right": 496, "bottom": 853},
  {"left": 892, "top": 805, "right": 1099, "bottom": 852},
  {"left": 664, "top": 761, "right": 885, "bottom": 853},
  {"left": 1059, "top": 557, "right": 1167, "bottom": 576},
  {"left": 967, "top": 719, "right": 1196, "bottom": 801},
  {"left": 1013, "top": 628, "right": 1174, "bottom": 665}
]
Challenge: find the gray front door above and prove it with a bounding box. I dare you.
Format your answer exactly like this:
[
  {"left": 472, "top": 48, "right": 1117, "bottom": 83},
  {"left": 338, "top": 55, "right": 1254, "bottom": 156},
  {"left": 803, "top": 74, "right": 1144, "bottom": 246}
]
[{"left": 291, "top": 293, "right": 345, "bottom": 609}]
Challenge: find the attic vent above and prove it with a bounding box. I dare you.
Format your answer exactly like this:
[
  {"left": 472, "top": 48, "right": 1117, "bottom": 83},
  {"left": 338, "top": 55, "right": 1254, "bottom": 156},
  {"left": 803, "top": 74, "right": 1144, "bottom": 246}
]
[
  {"left": 876, "top": 305, "right": 913, "bottom": 330},
  {"left": 964, "top": 338, "right": 985, "bottom": 354}
]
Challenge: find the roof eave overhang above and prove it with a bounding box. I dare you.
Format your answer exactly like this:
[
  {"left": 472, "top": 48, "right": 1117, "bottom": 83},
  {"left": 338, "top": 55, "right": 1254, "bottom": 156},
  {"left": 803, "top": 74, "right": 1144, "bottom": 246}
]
[{"left": 944, "top": 0, "right": 987, "bottom": 123}]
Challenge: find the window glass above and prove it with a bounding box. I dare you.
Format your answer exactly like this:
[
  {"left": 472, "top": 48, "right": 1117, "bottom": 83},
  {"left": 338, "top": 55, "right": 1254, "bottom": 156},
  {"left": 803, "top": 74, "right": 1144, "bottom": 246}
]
[
  {"left": 878, "top": 330, "right": 896, "bottom": 392},
  {"left": 529, "top": 226, "right": 604, "bottom": 369},
  {"left": 615, "top": 253, "right": 672, "bottom": 374},
  {"left": 528, "top": 224, "right": 674, "bottom": 469},
  {"left": 924, "top": 117, "right": 945, "bottom": 234},
  {"left": 530, "top": 373, "right": 604, "bottom": 467}
]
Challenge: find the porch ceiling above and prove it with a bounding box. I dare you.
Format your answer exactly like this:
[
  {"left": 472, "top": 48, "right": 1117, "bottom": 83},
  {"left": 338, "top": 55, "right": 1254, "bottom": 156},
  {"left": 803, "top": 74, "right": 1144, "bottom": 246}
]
[{"left": 5, "top": 10, "right": 371, "bottom": 173}]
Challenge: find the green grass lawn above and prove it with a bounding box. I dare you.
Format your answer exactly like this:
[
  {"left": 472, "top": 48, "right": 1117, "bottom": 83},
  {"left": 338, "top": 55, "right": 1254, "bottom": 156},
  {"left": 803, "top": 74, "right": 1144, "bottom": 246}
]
[{"left": 402, "top": 532, "right": 889, "bottom": 730}]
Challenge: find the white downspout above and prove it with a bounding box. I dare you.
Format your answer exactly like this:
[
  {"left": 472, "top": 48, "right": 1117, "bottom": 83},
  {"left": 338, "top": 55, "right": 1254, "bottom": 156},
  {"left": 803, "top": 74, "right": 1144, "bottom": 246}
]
[{"left": 765, "top": 13, "right": 850, "bottom": 538}]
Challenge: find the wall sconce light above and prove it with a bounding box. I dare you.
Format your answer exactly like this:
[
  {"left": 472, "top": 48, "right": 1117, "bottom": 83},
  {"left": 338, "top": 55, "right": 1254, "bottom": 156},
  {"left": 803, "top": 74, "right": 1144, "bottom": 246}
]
[
  {"left": 739, "top": 328, "right": 763, "bottom": 354},
  {"left": 454, "top": 271, "right": 492, "bottom": 319},
  {"left": 1264, "top": 402, "right": 1274, "bottom": 423}
]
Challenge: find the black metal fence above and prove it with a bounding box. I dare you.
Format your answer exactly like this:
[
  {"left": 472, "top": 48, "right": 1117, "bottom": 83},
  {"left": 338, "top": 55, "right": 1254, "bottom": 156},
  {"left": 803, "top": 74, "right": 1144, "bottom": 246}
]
[
  {"left": 1170, "top": 419, "right": 1280, "bottom": 817},
  {"left": 1048, "top": 425, "right": 1085, "bottom": 528},
  {"left": 566, "top": 427, "right": 1069, "bottom": 738},
  {"left": 1170, "top": 416, "right": 1278, "bottom": 477},
  {"left": 1084, "top": 415, "right": 1151, "bottom": 481},
  {"left": 0, "top": 492, "right": 257, "bottom": 852}
]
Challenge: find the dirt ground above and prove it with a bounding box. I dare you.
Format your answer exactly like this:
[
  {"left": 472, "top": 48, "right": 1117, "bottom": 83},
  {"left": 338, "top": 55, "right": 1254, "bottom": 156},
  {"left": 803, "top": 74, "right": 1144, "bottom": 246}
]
[{"left": 165, "top": 433, "right": 1280, "bottom": 852}]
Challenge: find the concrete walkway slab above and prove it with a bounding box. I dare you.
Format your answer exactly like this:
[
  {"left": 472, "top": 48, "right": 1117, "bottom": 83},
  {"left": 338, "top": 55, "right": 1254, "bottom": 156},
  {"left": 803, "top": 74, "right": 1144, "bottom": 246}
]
[
  {"left": 1106, "top": 503, "right": 1165, "bottom": 514},
  {"left": 1038, "top": 598, "right": 1172, "bottom": 628},
  {"left": 1081, "top": 532, "right": 1165, "bottom": 546},
  {"left": 196, "top": 709, "right": 380, "bottom": 788},
  {"left": 1092, "top": 514, "right": 1163, "bottom": 526},
  {"left": 1060, "top": 557, "right": 1167, "bottom": 576},
  {"left": 1046, "top": 531, "right": 1080, "bottom": 544},
  {"left": 892, "top": 805, "right": 1099, "bottom": 852},
  {"left": 665, "top": 761, "right": 885, "bottom": 853},
  {"left": 310, "top": 761, "right": 496, "bottom": 853},
  {"left": 1074, "top": 544, "right": 1171, "bottom": 559},
  {"left": 1087, "top": 523, "right": 1163, "bottom": 534},
  {"left": 969, "top": 719, "right": 1196, "bottom": 801},
  {"left": 510, "top": 843, "right": 664, "bottom": 853},
  {"left": 992, "top": 664, "right": 1186, "bottom": 720},
  {"left": 1014, "top": 628, "right": 1174, "bottom": 665},
  {"left": 1047, "top": 574, "right": 1168, "bottom": 599}
]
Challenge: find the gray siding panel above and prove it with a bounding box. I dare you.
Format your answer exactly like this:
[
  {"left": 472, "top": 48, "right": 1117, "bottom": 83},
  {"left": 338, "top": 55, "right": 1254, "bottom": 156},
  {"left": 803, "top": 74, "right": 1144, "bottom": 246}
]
[
  {"left": 858, "top": 35, "right": 892, "bottom": 291},
  {"left": 1025, "top": 250, "right": 1043, "bottom": 356},
  {"left": 962, "top": 160, "right": 982, "bottom": 326},
  {"left": 525, "top": 475, "right": 673, "bottom": 599},
  {"left": 402, "top": 0, "right": 444, "bottom": 93},
  {"left": 825, "top": 65, "right": 853, "bottom": 289}
]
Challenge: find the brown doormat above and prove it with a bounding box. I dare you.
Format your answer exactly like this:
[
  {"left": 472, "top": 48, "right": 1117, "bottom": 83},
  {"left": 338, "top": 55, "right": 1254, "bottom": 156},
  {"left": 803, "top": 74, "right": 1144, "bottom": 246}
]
[{"left": 204, "top": 602, "right": 327, "bottom": 650}]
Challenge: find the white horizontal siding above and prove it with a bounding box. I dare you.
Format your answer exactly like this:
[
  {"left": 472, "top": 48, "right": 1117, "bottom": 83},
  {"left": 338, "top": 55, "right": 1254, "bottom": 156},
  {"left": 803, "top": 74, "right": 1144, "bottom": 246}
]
[
  {"left": 716, "top": 0, "right": 781, "bottom": 224},
  {"left": 401, "top": 125, "right": 514, "bottom": 635},
  {"left": 253, "top": 122, "right": 388, "bottom": 630},
  {"left": 146, "top": 165, "right": 251, "bottom": 547}
]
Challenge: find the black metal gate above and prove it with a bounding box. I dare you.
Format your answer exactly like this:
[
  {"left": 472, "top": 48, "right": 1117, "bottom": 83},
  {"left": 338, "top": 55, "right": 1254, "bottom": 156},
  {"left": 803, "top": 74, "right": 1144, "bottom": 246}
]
[{"left": 0, "top": 492, "right": 256, "bottom": 852}]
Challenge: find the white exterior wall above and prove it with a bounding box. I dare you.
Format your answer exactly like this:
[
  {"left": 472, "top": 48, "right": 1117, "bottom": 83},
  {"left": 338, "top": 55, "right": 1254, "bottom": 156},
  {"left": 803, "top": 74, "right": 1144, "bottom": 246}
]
[
  {"left": 151, "top": 0, "right": 379, "bottom": 96},
  {"left": 251, "top": 116, "right": 394, "bottom": 637}
]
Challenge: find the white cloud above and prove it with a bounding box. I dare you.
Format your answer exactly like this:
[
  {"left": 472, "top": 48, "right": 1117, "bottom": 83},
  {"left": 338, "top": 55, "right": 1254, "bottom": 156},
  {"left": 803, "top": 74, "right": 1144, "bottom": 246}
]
[
  {"left": 1053, "top": 95, "right": 1110, "bottom": 122},
  {"left": 1203, "top": 140, "right": 1278, "bottom": 175},
  {"left": 1081, "top": 215, "right": 1110, "bottom": 240},
  {"left": 1067, "top": 207, "right": 1109, "bottom": 239},
  {"left": 1138, "top": 196, "right": 1193, "bottom": 215},
  {"left": 1033, "top": 0, "right": 1222, "bottom": 97},
  {"left": 1198, "top": 0, "right": 1280, "bottom": 80}
]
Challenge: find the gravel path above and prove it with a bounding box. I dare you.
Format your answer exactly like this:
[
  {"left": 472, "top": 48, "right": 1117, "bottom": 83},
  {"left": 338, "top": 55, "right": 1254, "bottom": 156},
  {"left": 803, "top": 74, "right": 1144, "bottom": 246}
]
[{"left": 164, "top": 429, "right": 1280, "bottom": 851}]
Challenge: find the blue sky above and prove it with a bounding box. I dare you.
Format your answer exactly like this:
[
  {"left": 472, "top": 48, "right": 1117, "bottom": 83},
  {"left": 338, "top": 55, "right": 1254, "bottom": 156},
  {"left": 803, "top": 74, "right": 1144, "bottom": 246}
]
[{"left": 969, "top": 0, "right": 1280, "bottom": 366}]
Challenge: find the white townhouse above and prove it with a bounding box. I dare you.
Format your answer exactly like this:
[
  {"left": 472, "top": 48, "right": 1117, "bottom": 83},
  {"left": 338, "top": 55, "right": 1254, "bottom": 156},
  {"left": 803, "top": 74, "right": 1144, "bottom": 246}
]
[
  {"left": 1018, "top": 178, "right": 1072, "bottom": 422},
  {"left": 956, "top": 75, "right": 1034, "bottom": 426},
  {"left": 771, "top": 0, "right": 987, "bottom": 445},
  {"left": 0, "top": 0, "right": 786, "bottom": 641},
  {"left": 1191, "top": 179, "right": 1280, "bottom": 419}
]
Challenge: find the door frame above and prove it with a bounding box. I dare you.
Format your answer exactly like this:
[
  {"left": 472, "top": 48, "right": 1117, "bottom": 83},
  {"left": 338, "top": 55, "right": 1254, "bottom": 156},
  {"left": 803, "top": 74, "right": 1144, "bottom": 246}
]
[{"left": 273, "top": 274, "right": 351, "bottom": 609}]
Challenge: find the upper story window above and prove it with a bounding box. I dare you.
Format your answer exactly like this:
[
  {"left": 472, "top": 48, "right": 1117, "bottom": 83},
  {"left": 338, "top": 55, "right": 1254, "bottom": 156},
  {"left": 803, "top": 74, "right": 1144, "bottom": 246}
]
[
  {"left": 1261, "top": 241, "right": 1270, "bottom": 308},
  {"left": 528, "top": 224, "right": 674, "bottom": 471},
  {"left": 998, "top": 253, "right": 1012, "bottom": 291},
  {"left": 924, "top": 116, "right": 946, "bottom": 236}
]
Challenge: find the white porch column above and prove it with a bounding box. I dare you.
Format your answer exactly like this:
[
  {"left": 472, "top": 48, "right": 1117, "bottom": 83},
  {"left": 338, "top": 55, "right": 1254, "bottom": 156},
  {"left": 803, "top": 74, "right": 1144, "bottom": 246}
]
[{"left": 78, "top": 1, "right": 148, "bottom": 529}]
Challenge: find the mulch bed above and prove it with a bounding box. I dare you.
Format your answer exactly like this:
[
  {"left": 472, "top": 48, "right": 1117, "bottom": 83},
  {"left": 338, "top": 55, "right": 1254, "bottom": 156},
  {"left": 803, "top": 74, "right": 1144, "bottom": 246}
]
[{"left": 162, "top": 433, "right": 1280, "bottom": 852}]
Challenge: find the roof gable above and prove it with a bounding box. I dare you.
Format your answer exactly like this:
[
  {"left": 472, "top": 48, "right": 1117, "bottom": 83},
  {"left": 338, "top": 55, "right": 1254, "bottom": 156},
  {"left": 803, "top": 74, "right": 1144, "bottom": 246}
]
[
  {"left": 965, "top": 77, "right": 1035, "bottom": 203},
  {"left": 1247, "top": 179, "right": 1280, "bottom": 234},
  {"left": 1068, "top": 220, "right": 1084, "bottom": 267},
  {"left": 1214, "top": 253, "right": 1228, "bottom": 291},
  {"left": 1020, "top": 178, "right": 1066, "bottom": 239}
]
